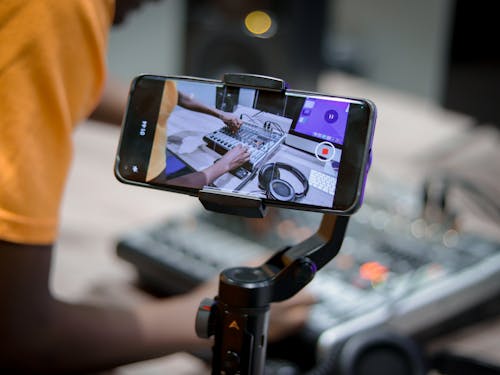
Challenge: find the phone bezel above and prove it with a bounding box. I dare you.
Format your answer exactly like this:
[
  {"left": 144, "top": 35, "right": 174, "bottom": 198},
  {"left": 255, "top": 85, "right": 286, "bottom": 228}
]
[{"left": 114, "top": 74, "right": 376, "bottom": 215}]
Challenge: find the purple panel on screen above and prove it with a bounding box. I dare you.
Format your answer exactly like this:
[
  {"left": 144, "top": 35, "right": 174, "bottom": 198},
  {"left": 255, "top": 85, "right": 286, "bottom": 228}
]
[{"left": 294, "top": 98, "right": 349, "bottom": 145}]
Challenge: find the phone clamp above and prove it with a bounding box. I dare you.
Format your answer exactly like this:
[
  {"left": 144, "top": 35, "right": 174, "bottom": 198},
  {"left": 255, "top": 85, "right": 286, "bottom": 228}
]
[
  {"left": 223, "top": 73, "right": 288, "bottom": 92},
  {"left": 199, "top": 188, "right": 267, "bottom": 218}
]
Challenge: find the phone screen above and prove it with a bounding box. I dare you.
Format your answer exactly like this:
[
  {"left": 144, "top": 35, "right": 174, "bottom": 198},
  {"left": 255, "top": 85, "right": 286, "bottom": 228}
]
[{"left": 116, "top": 75, "right": 375, "bottom": 213}]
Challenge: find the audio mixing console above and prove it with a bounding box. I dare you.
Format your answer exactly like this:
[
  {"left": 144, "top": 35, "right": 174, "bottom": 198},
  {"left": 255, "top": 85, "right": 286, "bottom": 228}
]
[
  {"left": 116, "top": 194, "right": 500, "bottom": 367},
  {"left": 203, "top": 121, "right": 285, "bottom": 172}
]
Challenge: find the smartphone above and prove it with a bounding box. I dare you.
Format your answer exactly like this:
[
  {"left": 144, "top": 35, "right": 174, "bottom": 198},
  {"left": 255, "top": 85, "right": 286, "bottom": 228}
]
[{"left": 115, "top": 74, "right": 376, "bottom": 214}]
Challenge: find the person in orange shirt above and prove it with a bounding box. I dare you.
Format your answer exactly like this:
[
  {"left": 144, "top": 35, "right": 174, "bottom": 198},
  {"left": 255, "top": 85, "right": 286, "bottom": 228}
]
[{"left": 0, "top": 1, "right": 313, "bottom": 373}]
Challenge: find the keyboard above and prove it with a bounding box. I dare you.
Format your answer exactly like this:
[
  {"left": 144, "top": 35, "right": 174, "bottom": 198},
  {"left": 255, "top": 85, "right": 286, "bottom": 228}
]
[
  {"left": 308, "top": 169, "right": 337, "bottom": 195},
  {"left": 203, "top": 122, "right": 285, "bottom": 172},
  {"left": 116, "top": 195, "right": 500, "bottom": 367}
]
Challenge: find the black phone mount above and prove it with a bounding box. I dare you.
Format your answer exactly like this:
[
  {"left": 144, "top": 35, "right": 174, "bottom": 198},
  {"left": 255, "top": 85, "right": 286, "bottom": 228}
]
[{"left": 194, "top": 74, "right": 351, "bottom": 374}]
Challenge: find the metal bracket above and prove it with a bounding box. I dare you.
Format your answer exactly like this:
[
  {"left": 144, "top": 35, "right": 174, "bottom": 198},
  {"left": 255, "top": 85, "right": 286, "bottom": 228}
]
[
  {"left": 223, "top": 73, "right": 288, "bottom": 92},
  {"left": 198, "top": 188, "right": 267, "bottom": 218}
]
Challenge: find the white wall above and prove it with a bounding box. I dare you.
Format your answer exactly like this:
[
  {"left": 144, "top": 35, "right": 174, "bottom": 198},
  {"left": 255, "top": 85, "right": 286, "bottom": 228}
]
[
  {"left": 325, "top": 0, "right": 455, "bottom": 102},
  {"left": 106, "top": 0, "right": 186, "bottom": 83}
]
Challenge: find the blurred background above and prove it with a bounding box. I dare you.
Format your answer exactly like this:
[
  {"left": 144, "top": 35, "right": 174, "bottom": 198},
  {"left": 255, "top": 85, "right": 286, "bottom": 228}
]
[
  {"left": 107, "top": 0, "right": 499, "bottom": 127},
  {"left": 58, "top": 1, "right": 500, "bottom": 373}
]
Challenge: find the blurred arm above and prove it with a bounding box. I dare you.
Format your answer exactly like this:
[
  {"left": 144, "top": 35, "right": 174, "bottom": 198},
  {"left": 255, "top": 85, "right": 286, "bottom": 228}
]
[
  {"left": 89, "top": 77, "right": 129, "bottom": 126},
  {"left": 0, "top": 240, "right": 206, "bottom": 374},
  {"left": 178, "top": 91, "right": 242, "bottom": 133},
  {"left": 0, "top": 238, "right": 313, "bottom": 373},
  {"left": 177, "top": 90, "right": 222, "bottom": 119}
]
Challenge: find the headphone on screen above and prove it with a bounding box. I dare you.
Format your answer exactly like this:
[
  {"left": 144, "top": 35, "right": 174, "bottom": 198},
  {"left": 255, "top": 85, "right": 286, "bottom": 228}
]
[{"left": 258, "top": 162, "right": 309, "bottom": 202}]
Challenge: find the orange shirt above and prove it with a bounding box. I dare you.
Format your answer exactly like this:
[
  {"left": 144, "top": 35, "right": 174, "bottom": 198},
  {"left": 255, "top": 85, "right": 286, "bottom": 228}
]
[
  {"left": 146, "top": 81, "right": 178, "bottom": 181},
  {"left": 0, "top": 0, "right": 114, "bottom": 244}
]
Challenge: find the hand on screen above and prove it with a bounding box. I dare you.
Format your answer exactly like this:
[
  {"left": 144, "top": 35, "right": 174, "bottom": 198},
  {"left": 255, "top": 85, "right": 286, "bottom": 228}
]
[
  {"left": 216, "top": 144, "right": 250, "bottom": 172},
  {"left": 199, "top": 144, "right": 250, "bottom": 186},
  {"left": 220, "top": 112, "right": 243, "bottom": 133},
  {"left": 168, "top": 148, "right": 249, "bottom": 189}
]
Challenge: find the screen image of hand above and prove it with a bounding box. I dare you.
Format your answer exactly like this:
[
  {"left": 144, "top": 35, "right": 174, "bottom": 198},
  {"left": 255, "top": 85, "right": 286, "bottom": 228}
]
[
  {"left": 219, "top": 112, "right": 243, "bottom": 133},
  {"left": 215, "top": 144, "right": 250, "bottom": 173},
  {"left": 177, "top": 91, "right": 242, "bottom": 134},
  {"left": 165, "top": 144, "right": 250, "bottom": 189}
]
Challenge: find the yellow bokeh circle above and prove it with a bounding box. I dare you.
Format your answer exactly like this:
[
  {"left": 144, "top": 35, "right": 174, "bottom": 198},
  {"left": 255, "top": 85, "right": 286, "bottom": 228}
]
[{"left": 244, "top": 10, "right": 273, "bottom": 36}]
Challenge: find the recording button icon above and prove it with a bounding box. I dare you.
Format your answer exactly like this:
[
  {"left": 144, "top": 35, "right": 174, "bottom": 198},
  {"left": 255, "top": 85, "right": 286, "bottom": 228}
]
[{"left": 314, "top": 141, "right": 336, "bottom": 162}]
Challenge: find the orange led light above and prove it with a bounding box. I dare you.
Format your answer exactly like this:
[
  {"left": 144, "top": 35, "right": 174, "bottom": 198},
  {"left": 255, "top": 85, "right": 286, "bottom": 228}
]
[{"left": 359, "top": 261, "right": 389, "bottom": 284}]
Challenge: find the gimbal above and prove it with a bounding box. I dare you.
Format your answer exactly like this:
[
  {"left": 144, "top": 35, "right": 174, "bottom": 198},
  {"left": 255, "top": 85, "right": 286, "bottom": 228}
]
[{"left": 193, "top": 73, "right": 353, "bottom": 375}]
